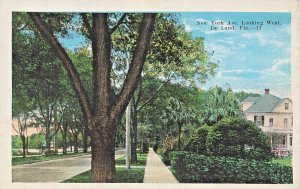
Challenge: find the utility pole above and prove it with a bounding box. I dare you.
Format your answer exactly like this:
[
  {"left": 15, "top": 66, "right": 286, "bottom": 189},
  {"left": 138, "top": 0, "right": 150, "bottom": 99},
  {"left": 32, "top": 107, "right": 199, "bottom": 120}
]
[{"left": 126, "top": 100, "right": 131, "bottom": 169}]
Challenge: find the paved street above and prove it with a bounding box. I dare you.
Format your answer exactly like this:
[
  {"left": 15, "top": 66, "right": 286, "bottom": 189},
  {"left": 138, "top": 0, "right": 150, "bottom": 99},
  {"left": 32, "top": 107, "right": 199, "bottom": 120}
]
[{"left": 12, "top": 149, "right": 125, "bottom": 183}]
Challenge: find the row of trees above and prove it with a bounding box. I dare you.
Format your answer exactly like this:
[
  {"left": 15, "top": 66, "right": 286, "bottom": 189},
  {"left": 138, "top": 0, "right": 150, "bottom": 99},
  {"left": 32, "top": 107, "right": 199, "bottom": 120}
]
[
  {"left": 12, "top": 11, "right": 265, "bottom": 182},
  {"left": 12, "top": 12, "right": 219, "bottom": 182}
]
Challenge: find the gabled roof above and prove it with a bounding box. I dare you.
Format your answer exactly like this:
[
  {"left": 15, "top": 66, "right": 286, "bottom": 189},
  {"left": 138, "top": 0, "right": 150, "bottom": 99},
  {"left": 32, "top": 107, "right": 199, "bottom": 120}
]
[
  {"left": 272, "top": 98, "right": 292, "bottom": 111},
  {"left": 241, "top": 97, "right": 260, "bottom": 103},
  {"left": 245, "top": 94, "right": 282, "bottom": 113}
]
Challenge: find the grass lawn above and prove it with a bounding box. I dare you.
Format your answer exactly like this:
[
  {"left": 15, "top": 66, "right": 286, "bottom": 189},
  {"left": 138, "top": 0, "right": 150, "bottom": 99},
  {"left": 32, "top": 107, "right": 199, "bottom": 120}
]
[
  {"left": 64, "top": 152, "right": 148, "bottom": 183},
  {"left": 64, "top": 167, "right": 145, "bottom": 183},
  {"left": 12, "top": 152, "right": 89, "bottom": 166},
  {"left": 115, "top": 152, "right": 148, "bottom": 166},
  {"left": 271, "top": 157, "right": 292, "bottom": 167}
]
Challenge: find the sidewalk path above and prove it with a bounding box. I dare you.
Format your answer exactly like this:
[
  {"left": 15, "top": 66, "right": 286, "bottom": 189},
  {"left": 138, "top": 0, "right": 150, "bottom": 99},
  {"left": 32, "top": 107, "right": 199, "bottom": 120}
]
[
  {"left": 143, "top": 148, "right": 178, "bottom": 183},
  {"left": 12, "top": 149, "right": 125, "bottom": 183}
]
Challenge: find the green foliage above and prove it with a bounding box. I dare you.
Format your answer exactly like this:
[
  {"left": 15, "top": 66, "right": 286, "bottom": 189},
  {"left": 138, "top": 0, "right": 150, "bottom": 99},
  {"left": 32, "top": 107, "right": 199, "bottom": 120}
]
[
  {"left": 12, "top": 136, "right": 23, "bottom": 149},
  {"left": 201, "top": 86, "right": 242, "bottom": 126},
  {"left": 12, "top": 149, "right": 23, "bottom": 156},
  {"left": 171, "top": 151, "right": 292, "bottom": 183},
  {"left": 28, "top": 133, "right": 45, "bottom": 149},
  {"left": 235, "top": 91, "right": 261, "bottom": 102},
  {"left": 184, "top": 125, "right": 211, "bottom": 153},
  {"left": 112, "top": 167, "right": 144, "bottom": 183},
  {"left": 206, "top": 117, "right": 272, "bottom": 161},
  {"left": 158, "top": 136, "right": 178, "bottom": 165}
]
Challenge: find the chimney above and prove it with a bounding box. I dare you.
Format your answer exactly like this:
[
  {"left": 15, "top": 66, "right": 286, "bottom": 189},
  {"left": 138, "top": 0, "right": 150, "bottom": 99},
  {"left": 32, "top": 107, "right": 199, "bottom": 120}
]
[{"left": 265, "top": 88, "right": 270, "bottom": 94}]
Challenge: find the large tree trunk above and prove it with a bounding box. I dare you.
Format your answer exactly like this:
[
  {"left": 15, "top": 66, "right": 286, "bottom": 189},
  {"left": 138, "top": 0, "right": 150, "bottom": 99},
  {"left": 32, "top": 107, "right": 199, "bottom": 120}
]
[
  {"left": 62, "top": 123, "right": 68, "bottom": 154},
  {"left": 90, "top": 121, "right": 117, "bottom": 183},
  {"left": 26, "top": 136, "right": 29, "bottom": 155},
  {"left": 131, "top": 101, "right": 138, "bottom": 163},
  {"left": 74, "top": 133, "right": 79, "bottom": 153},
  {"left": 83, "top": 125, "right": 89, "bottom": 153},
  {"left": 21, "top": 135, "right": 26, "bottom": 158},
  {"left": 45, "top": 125, "right": 51, "bottom": 155},
  {"left": 25, "top": 127, "right": 29, "bottom": 154}
]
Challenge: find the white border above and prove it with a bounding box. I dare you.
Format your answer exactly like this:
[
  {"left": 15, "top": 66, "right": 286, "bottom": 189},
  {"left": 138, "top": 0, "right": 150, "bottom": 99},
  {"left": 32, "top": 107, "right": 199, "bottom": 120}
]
[{"left": 0, "top": 0, "right": 299, "bottom": 189}]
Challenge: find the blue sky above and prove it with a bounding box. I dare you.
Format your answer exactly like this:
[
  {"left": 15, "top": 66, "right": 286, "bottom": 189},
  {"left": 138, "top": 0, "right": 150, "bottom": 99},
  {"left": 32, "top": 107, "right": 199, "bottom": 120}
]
[
  {"left": 60, "top": 12, "right": 291, "bottom": 98},
  {"left": 178, "top": 12, "right": 291, "bottom": 98}
]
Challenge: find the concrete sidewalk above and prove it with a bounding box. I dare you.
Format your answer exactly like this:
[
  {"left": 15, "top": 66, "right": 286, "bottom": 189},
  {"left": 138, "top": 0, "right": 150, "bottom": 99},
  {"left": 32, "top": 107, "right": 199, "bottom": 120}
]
[
  {"left": 143, "top": 148, "right": 178, "bottom": 183},
  {"left": 12, "top": 150, "right": 125, "bottom": 183}
]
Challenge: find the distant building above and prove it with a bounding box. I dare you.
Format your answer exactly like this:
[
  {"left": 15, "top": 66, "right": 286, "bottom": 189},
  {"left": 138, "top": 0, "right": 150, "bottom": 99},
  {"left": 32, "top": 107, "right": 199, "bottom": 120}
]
[
  {"left": 12, "top": 119, "right": 45, "bottom": 136},
  {"left": 241, "top": 89, "right": 293, "bottom": 156}
]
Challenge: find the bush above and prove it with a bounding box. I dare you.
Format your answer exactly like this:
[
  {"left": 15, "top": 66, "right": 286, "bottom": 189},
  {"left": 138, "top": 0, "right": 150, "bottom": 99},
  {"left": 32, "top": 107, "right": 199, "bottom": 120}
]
[
  {"left": 28, "top": 133, "right": 45, "bottom": 149},
  {"left": 184, "top": 125, "right": 211, "bottom": 154},
  {"left": 142, "top": 142, "right": 149, "bottom": 153},
  {"left": 159, "top": 136, "right": 178, "bottom": 165},
  {"left": 152, "top": 143, "right": 158, "bottom": 152},
  {"left": 12, "top": 135, "right": 23, "bottom": 149},
  {"left": 206, "top": 117, "right": 271, "bottom": 161},
  {"left": 171, "top": 151, "right": 292, "bottom": 183}
]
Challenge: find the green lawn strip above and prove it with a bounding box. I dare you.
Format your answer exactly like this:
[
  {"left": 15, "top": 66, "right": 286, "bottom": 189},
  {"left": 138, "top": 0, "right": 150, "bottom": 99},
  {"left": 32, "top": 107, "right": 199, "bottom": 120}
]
[
  {"left": 64, "top": 167, "right": 144, "bottom": 183},
  {"left": 12, "top": 152, "right": 90, "bottom": 166},
  {"left": 12, "top": 149, "right": 40, "bottom": 156},
  {"left": 115, "top": 152, "right": 147, "bottom": 166},
  {"left": 271, "top": 157, "right": 292, "bottom": 167},
  {"left": 64, "top": 152, "right": 148, "bottom": 183}
]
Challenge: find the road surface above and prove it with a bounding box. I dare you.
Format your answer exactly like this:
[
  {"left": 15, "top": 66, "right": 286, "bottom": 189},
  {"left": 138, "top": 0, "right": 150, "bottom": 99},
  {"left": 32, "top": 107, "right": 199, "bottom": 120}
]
[{"left": 12, "top": 149, "right": 125, "bottom": 183}]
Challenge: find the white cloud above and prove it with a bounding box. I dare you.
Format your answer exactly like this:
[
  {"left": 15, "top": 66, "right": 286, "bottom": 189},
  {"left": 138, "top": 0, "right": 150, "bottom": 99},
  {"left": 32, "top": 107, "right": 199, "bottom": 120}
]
[
  {"left": 205, "top": 37, "right": 246, "bottom": 61},
  {"left": 241, "top": 29, "right": 289, "bottom": 48},
  {"left": 270, "top": 58, "right": 290, "bottom": 75},
  {"left": 206, "top": 43, "right": 235, "bottom": 60}
]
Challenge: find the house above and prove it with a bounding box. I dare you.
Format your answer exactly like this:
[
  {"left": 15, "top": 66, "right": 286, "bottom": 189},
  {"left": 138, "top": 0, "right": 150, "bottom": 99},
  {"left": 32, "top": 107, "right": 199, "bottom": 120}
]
[
  {"left": 12, "top": 119, "right": 45, "bottom": 136},
  {"left": 240, "top": 89, "right": 293, "bottom": 156}
]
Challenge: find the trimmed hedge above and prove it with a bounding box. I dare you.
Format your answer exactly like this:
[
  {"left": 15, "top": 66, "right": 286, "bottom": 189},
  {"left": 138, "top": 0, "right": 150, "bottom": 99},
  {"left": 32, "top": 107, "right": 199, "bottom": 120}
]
[{"left": 171, "top": 151, "right": 292, "bottom": 183}]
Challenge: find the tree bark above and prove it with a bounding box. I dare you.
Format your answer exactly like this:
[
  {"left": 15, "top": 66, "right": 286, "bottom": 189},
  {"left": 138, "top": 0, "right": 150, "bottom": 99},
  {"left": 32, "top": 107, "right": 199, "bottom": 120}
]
[
  {"left": 90, "top": 121, "right": 117, "bottom": 182},
  {"left": 25, "top": 127, "right": 29, "bottom": 155},
  {"left": 130, "top": 100, "right": 138, "bottom": 163},
  {"left": 83, "top": 125, "right": 89, "bottom": 153},
  {"left": 62, "top": 123, "right": 68, "bottom": 154},
  {"left": 21, "top": 135, "right": 26, "bottom": 158},
  {"left": 74, "top": 133, "right": 79, "bottom": 153},
  {"left": 45, "top": 125, "right": 51, "bottom": 155},
  {"left": 126, "top": 102, "right": 131, "bottom": 169}
]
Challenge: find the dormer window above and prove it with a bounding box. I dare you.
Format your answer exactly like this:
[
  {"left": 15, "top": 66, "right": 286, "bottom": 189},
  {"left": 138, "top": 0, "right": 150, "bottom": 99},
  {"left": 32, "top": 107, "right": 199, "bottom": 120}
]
[{"left": 285, "top": 103, "right": 289, "bottom": 110}]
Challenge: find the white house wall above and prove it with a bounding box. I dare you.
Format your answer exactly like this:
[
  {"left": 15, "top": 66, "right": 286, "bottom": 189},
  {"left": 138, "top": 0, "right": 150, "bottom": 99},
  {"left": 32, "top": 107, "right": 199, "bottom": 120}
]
[{"left": 273, "top": 98, "right": 293, "bottom": 113}]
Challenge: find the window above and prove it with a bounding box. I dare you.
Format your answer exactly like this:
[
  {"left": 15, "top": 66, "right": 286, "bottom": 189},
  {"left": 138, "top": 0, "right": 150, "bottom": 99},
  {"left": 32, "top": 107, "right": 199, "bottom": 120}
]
[
  {"left": 254, "top": 116, "right": 264, "bottom": 126},
  {"left": 284, "top": 118, "right": 288, "bottom": 127},
  {"left": 282, "top": 136, "right": 286, "bottom": 145},
  {"left": 290, "top": 135, "right": 293, "bottom": 146},
  {"left": 285, "top": 103, "right": 289, "bottom": 110},
  {"left": 269, "top": 118, "right": 273, "bottom": 126}
]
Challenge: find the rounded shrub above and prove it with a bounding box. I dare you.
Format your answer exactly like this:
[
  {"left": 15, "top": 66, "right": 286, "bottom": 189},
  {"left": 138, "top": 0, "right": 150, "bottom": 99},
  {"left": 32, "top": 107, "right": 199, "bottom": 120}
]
[
  {"left": 184, "top": 125, "right": 211, "bottom": 154},
  {"left": 206, "top": 117, "right": 271, "bottom": 161}
]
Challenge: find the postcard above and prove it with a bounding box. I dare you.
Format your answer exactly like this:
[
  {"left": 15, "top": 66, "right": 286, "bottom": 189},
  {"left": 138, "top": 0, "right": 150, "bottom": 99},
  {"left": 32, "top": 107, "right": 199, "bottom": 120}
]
[{"left": 1, "top": 0, "right": 299, "bottom": 189}]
